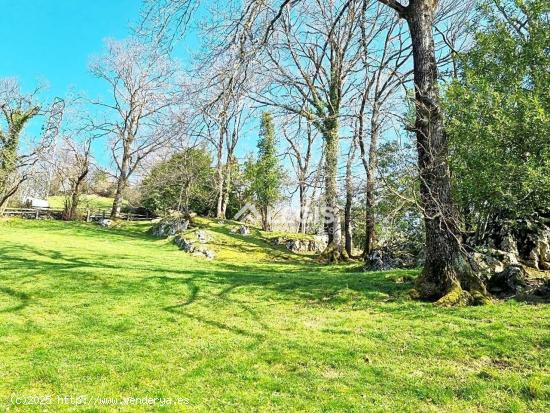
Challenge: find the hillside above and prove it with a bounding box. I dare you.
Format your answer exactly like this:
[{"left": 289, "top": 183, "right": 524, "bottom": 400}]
[
  {"left": 169, "top": 217, "right": 321, "bottom": 264},
  {"left": 48, "top": 195, "right": 118, "bottom": 210},
  {"left": 0, "top": 218, "right": 548, "bottom": 412}
]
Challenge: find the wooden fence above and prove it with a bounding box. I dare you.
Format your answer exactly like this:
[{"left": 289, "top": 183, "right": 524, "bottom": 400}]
[{"left": 1, "top": 207, "right": 150, "bottom": 221}]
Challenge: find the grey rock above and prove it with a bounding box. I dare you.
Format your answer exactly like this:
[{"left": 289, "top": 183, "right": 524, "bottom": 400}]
[
  {"left": 98, "top": 219, "right": 113, "bottom": 228},
  {"left": 203, "top": 249, "right": 216, "bottom": 260},
  {"left": 500, "top": 231, "right": 519, "bottom": 256},
  {"left": 363, "top": 244, "right": 419, "bottom": 271},
  {"left": 473, "top": 251, "right": 505, "bottom": 274},
  {"left": 528, "top": 227, "right": 550, "bottom": 270},
  {"left": 174, "top": 235, "right": 215, "bottom": 259},
  {"left": 488, "top": 265, "right": 528, "bottom": 295},
  {"left": 174, "top": 235, "right": 195, "bottom": 252},
  {"left": 364, "top": 250, "right": 386, "bottom": 271},
  {"left": 271, "top": 236, "right": 327, "bottom": 253},
  {"left": 231, "top": 225, "right": 250, "bottom": 236},
  {"left": 196, "top": 230, "right": 208, "bottom": 243},
  {"left": 150, "top": 217, "right": 189, "bottom": 237},
  {"left": 474, "top": 216, "right": 550, "bottom": 271},
  {"left": 532, "top": 278, "right": 550, "bottom": 298},
  {"left": 192, "top": 246, "right": 215, "bottom": 260}
]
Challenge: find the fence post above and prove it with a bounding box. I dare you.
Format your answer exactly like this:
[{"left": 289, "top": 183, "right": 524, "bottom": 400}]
[
  {"left": 35, "top": 209, "right": 39, "bottom": 220},
  {"left": 86, "top": 209, "right": 91, "bottom": 222}
]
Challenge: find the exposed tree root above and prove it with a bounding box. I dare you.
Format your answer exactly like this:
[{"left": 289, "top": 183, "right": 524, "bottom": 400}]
[
  {"left": 319, "top": 242, "right": 349, "bottom": 264},
  {"left": 413, "top": 256, "right": 492, "bottom": 306}
]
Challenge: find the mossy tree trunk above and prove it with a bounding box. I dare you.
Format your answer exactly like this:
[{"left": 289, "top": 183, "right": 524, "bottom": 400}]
[
  {"left": 0, "top": 107, "right": 40, "bottom": 210},
  {"left": 344, "top": 138, "right": 356, "bottom": 257},
  {"left": 318, "top": 49, "right": 350, "bottom": 263},
  {"left": 0, "top": 137, "right": 19, "bottom": 210},
  {"left": 364, "top": 104, "right": 380, "bottom": 258},
  {"left": 215, "top": 121, "right": 226, "bottom": 219},
  {"left": 323, "top": 119, "right": 342, "bottom": 255},
  {"left": 379, "top": 0, "right": 489, "bottom": 305},
  {"left": 110, "top": 138, "right": 131, "bottom": 219},
  {"left": 220, "top": 153, "right": 233, "bottom": 219},
  {"left": 298, "top": 184, "right": 307, "bottom": 233}
]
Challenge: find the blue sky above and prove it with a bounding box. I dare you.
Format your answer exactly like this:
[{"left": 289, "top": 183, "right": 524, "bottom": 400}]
[
  {"left": 0, "top": 0, "right": 140, "bottom": 99},
  {"left": 0, "top": 1, "right": 254, "bottom": 168},
  {"left": 0, "top": 1, "right": 326, "bottom": 177}
]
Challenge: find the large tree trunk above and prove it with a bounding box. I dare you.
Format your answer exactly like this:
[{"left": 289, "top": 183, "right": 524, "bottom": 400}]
[
  {"left": 344, "top": 186, "right": 353, "bottom": 257},
  {"left": 110, "top": 178, "right": 126, "bottom": 219},
  {"left": 0, "top": 106, "right": 38, "bottom": 212},
  {"left": 344, "top": 142, "right": 355, "bottom": 257},
  {"left": 65, "top": 165, "right": 89, "bottom": 220},
  {"left": 405, "top": 0, "right": 488, "bottom": 305},
  {"left": 0, "top": 136, "right": 20, "bottom": 211},
  {"left": 298, "top": 182, "right": 307, "bottom": 233},
  {"left": 320, "top": 119, "right": 346, "bottom": 262},
  {"left": 215, "top": 136, "right": 225, "bottom": 218},
  {"left": 111, "top": 149, "right": 129, "bottom": 219},
  {"left": 215, "top": 169, "right": 224, "bottom": 218},
  {"left": 220, "top": 154, "right": 232, "bottom": 219},
  {"left": 0, "top": 176, "right": 24, "bottom": 212},
  {"left": 260, "top": 206, "right": 270, "bottom": 231},
  {"left": 364, "top": 105, "right": 380, "bottom": 258}
]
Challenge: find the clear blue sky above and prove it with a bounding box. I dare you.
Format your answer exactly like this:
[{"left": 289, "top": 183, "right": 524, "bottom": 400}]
[
  {"left": 0, "top": 1, "right": 213, "bottom": 168},
  {"left": 0, "top": 1, "right": 298, "bottom": 173},
  {"left": 0, "top": 0, "right": 140, "bottom": 99}
]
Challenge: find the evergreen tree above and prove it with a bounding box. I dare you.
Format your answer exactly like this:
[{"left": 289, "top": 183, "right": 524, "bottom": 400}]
[{"left": 248, "top": 112, "right": 283, "bottom": 231}]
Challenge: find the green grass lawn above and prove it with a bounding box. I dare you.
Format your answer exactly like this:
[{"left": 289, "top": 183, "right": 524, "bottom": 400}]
[
  {"left": 0, "top": 218, "right": 548, "bottom": 412},
  {"left": 47, "top": 195, "right": 118, "bottom": 211}
]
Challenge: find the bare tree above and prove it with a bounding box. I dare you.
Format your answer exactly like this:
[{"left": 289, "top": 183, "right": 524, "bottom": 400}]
[
  {"left": 196, "top": 90, "right": 248, "bottom": 219},
  {"left": 344, "top": 135, "right": 357, "bottom": 257},
  {"left": 377, "top": 0, "right": 488, "bottom": 304},
  {"left": 252, "top": 0, "right": 366, "bottom": 261},
  {"left": 138, "top": 0, "right": 200, "bottom": 47},
  {"left": 53, "top": 135, "right": 94, "bottom": 220},
  {"left": 282, "top": 117, "right": 319, "bottom": 233},
  {"left": 352, "top": 2, "right": 412, "bottom": 258},
  {"left": 186, "top": 41, "right": 255, "bottom": 219},
  {"left": 90, "top": 38, "right": 182, "bottom": 218},
  {"left": 141, "top": 1, "right": 485, "bottom": 302},
  {"left": 0, "top": 78, "right": 62, "bottom": 211}
]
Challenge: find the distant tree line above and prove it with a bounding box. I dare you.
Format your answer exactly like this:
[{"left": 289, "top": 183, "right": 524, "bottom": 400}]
[{"left": 1, "top": 0, "right": 547, "bottom": 306}]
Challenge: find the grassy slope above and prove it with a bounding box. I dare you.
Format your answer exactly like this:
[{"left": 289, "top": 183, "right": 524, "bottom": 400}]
[
  {"left": 0, "top": 219, "right": 548, "bottom": 412},
  {"left": 47, "top": 195, "right": 117, "bottom": 210},
  {"left": 184, "top": 217, "right": 320, "bottom": 262}
]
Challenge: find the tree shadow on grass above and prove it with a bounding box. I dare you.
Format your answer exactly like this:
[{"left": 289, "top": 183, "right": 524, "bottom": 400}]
[
  {"left": 0, "top": 222, "right": 422, "bottom": 332},
  {"left": 204, "top": 225, "right": 315, "bottom": 263},
  {"left": 4, "top": 219, "right": 157, "bottom": 243},
  {"left": 0, "top": 286, "right": 30, "bottom": 313},
  {"left": 0, "top": 241, "right": 415, "bottom": 305}
]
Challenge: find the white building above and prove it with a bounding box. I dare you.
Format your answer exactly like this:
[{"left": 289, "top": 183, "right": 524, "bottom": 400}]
[{"left": 23, "top": 197, "right": 50, "bottom": 209}]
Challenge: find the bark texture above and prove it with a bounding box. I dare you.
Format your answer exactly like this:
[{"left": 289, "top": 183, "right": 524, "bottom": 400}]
[
  {"left": 364, "top": 105, "right": 380, "bottom": 257},
  {"left": 404, "top": 0, "right": 488, "bottom": 305},
  {"left": 65, "top": 164, "right": 89, "bottom": 220},
  {"left": 344, "top": 139, "right": 356, "bottom": 257},
  {"left": 110, "top": 142, "right": 130, "bottom": 219},
  {"left": 321, "top": 117, "right": 345, "bottom": 262},
  {"left": 375, "top": 0, "right": 489, "bottom": 304}
]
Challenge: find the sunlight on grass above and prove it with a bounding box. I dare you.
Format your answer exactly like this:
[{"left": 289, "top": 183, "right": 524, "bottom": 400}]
[
  {"left": 0, "top": 219, "right": 548, "bottom": 412},
  {"left": 47, "top": 195, "right": 119, "bottom": 210}
]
